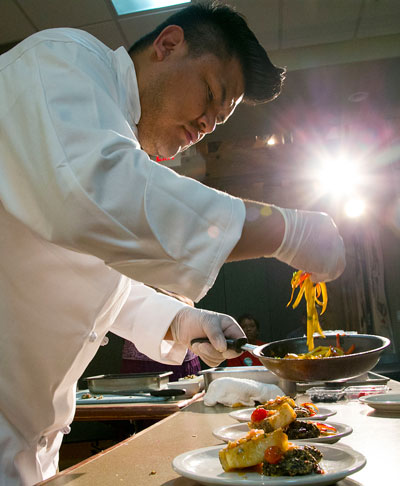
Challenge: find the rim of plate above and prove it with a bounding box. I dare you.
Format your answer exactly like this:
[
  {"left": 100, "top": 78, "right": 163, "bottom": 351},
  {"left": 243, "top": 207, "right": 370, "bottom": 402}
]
[
  {"left": 359, "top": 393, "right": 400, "bottom": 404},
  {"left": 213, "top": 421, "right": 352, "bottom": 444},
  {"left": 229, "top": 406, "right": 336, "bottom": 422}
]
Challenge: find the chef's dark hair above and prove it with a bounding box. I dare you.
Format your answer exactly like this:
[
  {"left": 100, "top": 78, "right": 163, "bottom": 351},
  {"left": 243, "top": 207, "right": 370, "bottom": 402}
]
[{"left": 128, "top": 1, "right": 285, "bottom": 105}]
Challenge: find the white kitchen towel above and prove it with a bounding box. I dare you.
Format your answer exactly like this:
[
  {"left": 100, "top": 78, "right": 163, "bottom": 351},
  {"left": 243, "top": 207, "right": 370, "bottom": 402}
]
[{"left": 203, "top": 377, "right": 283, "bottom": 407}]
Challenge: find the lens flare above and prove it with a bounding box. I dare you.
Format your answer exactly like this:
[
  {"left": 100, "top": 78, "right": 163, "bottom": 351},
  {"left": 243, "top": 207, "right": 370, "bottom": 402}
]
[
  {"left": 317, "top": 156, "right": 360, "bottom": 196},
  {"left": 344, "top": 198, "right": 365, "bottom": 218}
]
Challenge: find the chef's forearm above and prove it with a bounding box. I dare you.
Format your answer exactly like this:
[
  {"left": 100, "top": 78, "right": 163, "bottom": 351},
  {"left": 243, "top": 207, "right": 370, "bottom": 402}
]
[{"left": 227, "top": 201, "right": 285, "bottom": 261}]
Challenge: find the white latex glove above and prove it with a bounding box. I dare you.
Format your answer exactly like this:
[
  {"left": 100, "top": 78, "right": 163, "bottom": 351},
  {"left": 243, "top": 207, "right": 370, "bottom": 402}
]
[
  {"left": 271, "top": 207, "right": 346, "bottom": 282},
  {"left": 170, "top": 307, "right": 246, "bottom": 367}
]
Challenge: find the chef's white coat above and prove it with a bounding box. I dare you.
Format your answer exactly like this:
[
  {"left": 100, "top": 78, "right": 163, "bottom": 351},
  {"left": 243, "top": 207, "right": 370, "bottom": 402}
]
[{"left": 0, "top": 28, "right": 245, "bottom": 485}]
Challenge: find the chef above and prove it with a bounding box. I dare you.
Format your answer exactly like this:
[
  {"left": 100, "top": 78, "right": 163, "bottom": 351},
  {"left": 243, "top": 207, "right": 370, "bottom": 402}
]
[{"left": 0, "top": 2, "right": 345, "bottom": 485}]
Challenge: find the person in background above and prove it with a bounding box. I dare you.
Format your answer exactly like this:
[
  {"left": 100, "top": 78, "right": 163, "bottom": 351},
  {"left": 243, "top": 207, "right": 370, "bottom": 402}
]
[
  {"left": 226, "top": 314, "right": 266, "bottom": 366},
  {"left": 0, "top": 2, "right": 346, "bottom": 484},
  {"left": 120, "top": 289, "right": 201, "bottom": 380}
]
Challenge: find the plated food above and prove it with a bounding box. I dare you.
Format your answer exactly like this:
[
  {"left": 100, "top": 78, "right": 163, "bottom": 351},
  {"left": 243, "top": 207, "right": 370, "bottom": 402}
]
[
  {"left": 222, "top": 395, "right": 350, "bottom": 445},
  {"left": 229, "top": 396, "right": 336, "bottom": 423},
  {"left": 213, "top": 420, "right": 351, "bottom": 445},
  {"left": 172, "top": 442, "right": 366, "bottom": 485},
  {"left": 172, "top": 387, "right": 363, "bottom": 485},
  {"left": 219, "top": 428, "right": 324, "bottom": 476},
  {"left": 230, "top": 405, "right": 336, "bottom": 423},
  {"left": 252, "top": 396, "right": 318, "bottom": 417},
  {"left": 248, "top": 401, "right": 337, "bottom": 438}
]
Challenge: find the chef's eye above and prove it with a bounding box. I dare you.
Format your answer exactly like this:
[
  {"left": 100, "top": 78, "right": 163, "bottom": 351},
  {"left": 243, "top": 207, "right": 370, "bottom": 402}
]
[{"left": 207, "top": 86, "right": 214, "bottom": 102}]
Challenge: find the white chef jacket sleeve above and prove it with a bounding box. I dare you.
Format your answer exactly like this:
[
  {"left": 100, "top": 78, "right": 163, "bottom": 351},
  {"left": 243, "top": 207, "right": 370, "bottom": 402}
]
[
  {"left": 110, "top": 281, "right": 189, "bottom": 364},
  {"left": 0, "top": 31, "right": 245, "bottom": 302}
]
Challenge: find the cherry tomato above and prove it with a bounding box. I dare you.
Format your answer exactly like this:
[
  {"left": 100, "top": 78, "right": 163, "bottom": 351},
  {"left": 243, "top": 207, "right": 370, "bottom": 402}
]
[
  {"left": 250, "top": 408, "right": 268, "bottom": 422},
  {"left": 264, "top": 446, "right": 283, "bottom": 464}
]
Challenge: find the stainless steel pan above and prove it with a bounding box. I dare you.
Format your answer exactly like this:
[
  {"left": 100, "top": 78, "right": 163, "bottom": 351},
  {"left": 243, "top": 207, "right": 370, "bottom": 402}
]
[{"left": 192, "top": 333, "right": 390, "bottom": 382}]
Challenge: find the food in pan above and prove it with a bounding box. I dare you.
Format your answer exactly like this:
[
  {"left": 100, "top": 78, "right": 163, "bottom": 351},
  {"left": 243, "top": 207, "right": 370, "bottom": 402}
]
[
  {"left": 219, "top": 428, "right": 324, "bottom": 476},
  {"left": 284, "top": 332, "right": 356, "bottom": 360},
  {"left": 286, "top": 272, "right": 357, "bottom": 358},
  {"left": 287, "top": 270, "right": 327, "bottom": 351}
]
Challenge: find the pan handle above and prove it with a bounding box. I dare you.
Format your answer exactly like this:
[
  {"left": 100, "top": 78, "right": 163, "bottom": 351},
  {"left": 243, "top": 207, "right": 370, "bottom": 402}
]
[{"left": 190, "top": 337, "right": 255, "bottom": 353}]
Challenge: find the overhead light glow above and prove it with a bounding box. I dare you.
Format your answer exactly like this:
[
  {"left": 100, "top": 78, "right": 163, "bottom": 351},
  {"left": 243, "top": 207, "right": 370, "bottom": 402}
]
[
  {"left": 111, "top": 0, "right": 190, "bottom": 16},
  {"left": 267, "top": 135, "right": 277, "bottom": 146},
  {"left": 316, "top": 156, "right": 360, "bottom": 196},
  {"left": 344, "top": 197, "right": 365, "bottom": 218}
]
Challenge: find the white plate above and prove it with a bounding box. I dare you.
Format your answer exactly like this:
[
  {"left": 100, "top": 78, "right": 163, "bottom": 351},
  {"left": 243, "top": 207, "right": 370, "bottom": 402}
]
[
  {"left": 213, "top": 421, "right": 352, "bottom": 445},
  {"left": 172, "top": 442, "right": 366, "bottom": 486},
  {"left": 229, "top": 406, "right": 336, "bottom": 423},
  {"left": 359, "top": 393, "right": 400, "bottom": 412}
]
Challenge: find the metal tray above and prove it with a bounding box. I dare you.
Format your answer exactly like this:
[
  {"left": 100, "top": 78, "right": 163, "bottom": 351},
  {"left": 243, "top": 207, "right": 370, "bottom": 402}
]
[
  {"left": 199, "top": 366, "right": 280, "bottom": 391},
  {"left": 76, "top": 390, "right": 170, "bottom": 404},
  {"left": 85, "top": 372, "right": 173, "bottom": 395}
]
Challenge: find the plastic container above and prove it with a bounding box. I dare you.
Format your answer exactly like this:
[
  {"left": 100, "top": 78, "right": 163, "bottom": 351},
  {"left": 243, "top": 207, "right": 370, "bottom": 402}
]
[
  {"left": 307, "top": 386, "right": 347, "bottom": 403},
  {"left": 345, "top": 385, "right": 389, "bottom": 400}
]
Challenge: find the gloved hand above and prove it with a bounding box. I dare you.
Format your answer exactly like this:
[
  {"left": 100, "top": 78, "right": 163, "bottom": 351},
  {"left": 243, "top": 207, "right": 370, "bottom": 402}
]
[
  {"left": 170, "top": 307, "right": 246, "bottom": 367},
  {"left": 271, "top": 207, "right": 346, "bottom": 282}
]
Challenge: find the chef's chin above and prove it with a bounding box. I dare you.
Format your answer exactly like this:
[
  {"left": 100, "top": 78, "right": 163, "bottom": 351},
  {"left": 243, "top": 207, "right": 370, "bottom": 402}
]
[
  {"left": 156, "top": 145, "right": 182, "bottom": 160},
  {"left": 140, "top": 136, "right": 181, "bottom": 160}
]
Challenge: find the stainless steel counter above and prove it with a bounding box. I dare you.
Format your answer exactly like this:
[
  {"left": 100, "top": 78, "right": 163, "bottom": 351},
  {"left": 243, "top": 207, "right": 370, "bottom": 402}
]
[{"left": 37, "top": 379, "right": 400, "bottom": 485}]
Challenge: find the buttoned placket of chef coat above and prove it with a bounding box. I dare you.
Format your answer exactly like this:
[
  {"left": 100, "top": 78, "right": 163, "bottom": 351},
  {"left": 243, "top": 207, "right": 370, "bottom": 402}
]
[
  {"left": 36, "top": 430, "right": 65, "bottom": 481},
  {"left": 88, "top": 331, "right": 98, "bottom": 342}
]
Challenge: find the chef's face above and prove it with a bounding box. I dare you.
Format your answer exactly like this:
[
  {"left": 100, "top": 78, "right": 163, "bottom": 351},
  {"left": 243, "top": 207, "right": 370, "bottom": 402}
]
[{"left": 136, "top": 26, "right": 245, "bottom": 158}]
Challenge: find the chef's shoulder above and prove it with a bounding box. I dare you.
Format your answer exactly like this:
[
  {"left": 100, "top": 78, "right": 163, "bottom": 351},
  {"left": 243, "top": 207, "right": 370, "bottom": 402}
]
[{"left": 4, "top": 28, "right": 112, "bottom": 62}]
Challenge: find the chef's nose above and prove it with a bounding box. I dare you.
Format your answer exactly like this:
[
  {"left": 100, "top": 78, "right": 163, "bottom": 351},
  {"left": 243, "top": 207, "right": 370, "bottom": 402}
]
[{"left": 198, "top": 111, "right": 217, "bottom": 135}]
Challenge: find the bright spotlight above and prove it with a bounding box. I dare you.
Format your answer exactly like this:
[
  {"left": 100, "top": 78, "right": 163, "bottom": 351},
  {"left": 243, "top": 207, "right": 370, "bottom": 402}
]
[
  {"left": 316, "top": 156, "right": 359, "bottom": 196},
  {"left": 344, "top": 198, "right": 365, "bottom": 218}
]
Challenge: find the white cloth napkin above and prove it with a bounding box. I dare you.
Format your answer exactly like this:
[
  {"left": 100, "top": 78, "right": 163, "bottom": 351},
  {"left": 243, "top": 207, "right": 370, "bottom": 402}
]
[{"left": 203, "top": 377, "right": 283, "bottom": 407}]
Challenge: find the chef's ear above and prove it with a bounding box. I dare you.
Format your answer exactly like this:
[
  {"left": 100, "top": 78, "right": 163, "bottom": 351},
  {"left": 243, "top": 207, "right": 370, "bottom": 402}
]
[{"left": 153, "top": 25, "right": 185, "bottom": 61}]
